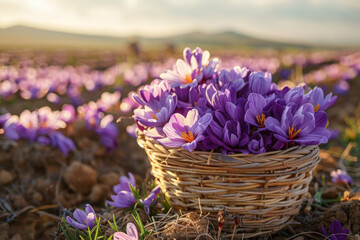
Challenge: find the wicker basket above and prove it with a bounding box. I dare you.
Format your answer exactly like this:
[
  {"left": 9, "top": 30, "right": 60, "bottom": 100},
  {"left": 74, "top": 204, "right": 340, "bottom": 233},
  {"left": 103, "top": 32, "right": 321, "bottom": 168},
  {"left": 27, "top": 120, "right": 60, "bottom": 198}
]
[{"left": 137, "top": 133, "right": 320, "bottom": 238}]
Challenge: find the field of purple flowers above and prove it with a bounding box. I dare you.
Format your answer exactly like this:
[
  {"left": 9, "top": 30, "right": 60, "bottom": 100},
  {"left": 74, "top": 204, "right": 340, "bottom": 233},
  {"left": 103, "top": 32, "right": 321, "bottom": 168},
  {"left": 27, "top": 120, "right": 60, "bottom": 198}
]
[{"left": 0, "top": 48, "right": 360, "bottom": 240}]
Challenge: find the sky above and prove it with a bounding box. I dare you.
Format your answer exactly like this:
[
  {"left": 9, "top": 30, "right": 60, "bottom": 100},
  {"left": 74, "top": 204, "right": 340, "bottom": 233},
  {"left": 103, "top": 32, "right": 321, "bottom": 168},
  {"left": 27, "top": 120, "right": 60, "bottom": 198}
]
[{"left": 1, "top": 0, "right": 360, "bottom": 45}]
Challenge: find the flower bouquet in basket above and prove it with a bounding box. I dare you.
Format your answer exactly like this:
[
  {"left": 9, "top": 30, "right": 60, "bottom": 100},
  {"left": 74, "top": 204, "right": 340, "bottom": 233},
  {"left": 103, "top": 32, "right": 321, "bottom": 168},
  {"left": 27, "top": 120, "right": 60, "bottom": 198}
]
[{"left": 133, "top": 47, "right": 336, "bottom": 238}]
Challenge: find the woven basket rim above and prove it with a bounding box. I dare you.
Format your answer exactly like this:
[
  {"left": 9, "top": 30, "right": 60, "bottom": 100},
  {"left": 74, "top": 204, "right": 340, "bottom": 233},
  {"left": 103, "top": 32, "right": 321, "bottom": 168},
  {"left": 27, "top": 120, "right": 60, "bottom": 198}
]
[{"left": 136, "top": 131, "right": 318, "bottom": 161}]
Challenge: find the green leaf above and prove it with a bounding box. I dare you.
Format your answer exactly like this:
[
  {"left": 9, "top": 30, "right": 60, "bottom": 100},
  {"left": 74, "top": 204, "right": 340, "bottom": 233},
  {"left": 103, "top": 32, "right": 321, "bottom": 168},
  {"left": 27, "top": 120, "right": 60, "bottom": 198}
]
[
  {"left": 314, "top": 191, "right": 323, "bottom": 205},
  {"left": 129, "top": 183, "right": 141, "bottom": 200}
]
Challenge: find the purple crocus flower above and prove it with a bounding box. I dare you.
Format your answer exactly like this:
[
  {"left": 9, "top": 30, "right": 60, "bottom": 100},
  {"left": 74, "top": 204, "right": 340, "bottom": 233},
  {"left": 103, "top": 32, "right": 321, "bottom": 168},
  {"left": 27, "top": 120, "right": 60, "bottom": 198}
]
[
  {"left": 321, "top": 219, "right": 349, "bottom": 240},
  {"left": 49, "top": 132, "right": 75, "bottom": 156},
  {"left": 218, "top": 68, "right": 246, "bottom": 92},
  {"left": 158, "top": 109, "right": 212, "bottom": 152},
  {"left": 0, "top": 113, "right": 11, "bottom": 127},
  {"left": 113, "top": 172, "right": 136, "bottom": 194},
  {"left": 334, "top": 80, "right": 350, "bottom": 95},
  {"left": 107, "top": 191, "right": 137, "bottom": 208},
  {"left": 204, "top": 84, "right": 235, "bottom": 111},
  {"left": 46, "top": 92, "right": 61, "bottom": 104},
  {"left": 133, "top": 80, "right": 171, "bottom": 106},
  {"left": 66, "top": 204, "right": 96, "bottom": 230},
  {"left": 60, "top": 104, "right": 76, "bottom": 124},
  {"left": 244, "top": 93, "right": 268, "bottom": 128},
  {"left": 114, "top": 223, "right": 138, "bottom": 240},
  {"left": 248, "top": 132, "right": 266, "bottom": 154},
  {"left": 173, "top": 86, "right": 201, "bottom": 109},
  {"left": 204, "top": 108, "right": 250, "bottom": 154},
  {"left": 126, "top": 124, "right": 138, "bottom": 138},
  {"left": 141, "top": 186, "right": 161, "bottom": 215},
  {"left": 160, "top": 59, "right": 202, "bottom": 88},
  {"left": 265, "top": 103, "right": 330, "bottom": 145},
  {"left": 183, "top": 47, "right": 210, "bottom": 67},
  {"left": 248, "top": 71, "right": 271, "bottom": 95},
  {"left": 133, "top": 92, "right": 177, "bottom": 128},
  {"left": 3, "top": 121, "right": 23, "bottom": 141},
  {"left": 307, "top": 87, "right": 337, "bottom": 112},
  {"left": 121, "top": 92, "right": 140, "bottom": 113},
  {"left": 107, "top": 172, "right": 137, "bottom": 209},
  {"left": 284, "top": 86, "right": 310, "bottom": 106},
  {"left": 95, "top": 114, "right": 118, "bottom": 151},
  {"left": 97, "top": 91, "right": 121, "bottom": 111},
  {"left": 330, "top": 170, "right": 353, "bottom": 185}
]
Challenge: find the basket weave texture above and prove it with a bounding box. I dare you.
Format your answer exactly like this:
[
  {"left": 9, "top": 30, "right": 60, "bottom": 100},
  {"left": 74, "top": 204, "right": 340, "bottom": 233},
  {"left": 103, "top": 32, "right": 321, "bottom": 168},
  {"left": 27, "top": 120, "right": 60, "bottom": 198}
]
[{"left": 137, "top": 133, "right": 320, "bottom": 238}]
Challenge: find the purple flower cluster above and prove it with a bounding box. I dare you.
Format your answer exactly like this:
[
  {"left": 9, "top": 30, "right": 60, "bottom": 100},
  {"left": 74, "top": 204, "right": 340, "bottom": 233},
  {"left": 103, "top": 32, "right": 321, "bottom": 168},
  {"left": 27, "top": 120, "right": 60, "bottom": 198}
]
[
  {"left": 0, "top": 106, "right": 76, "bottom": 155},
  {"left": 133, "top": 47, "right": 337, "bottom": 154},
  {"left": 77, "top": 92, "right": 120, "bottom": 151},
  {"left": 0, "top": 65, "right": 119, "bottom": 105},
  {"left": 107, "top": 173, "right": 161, "bottom": 215}
]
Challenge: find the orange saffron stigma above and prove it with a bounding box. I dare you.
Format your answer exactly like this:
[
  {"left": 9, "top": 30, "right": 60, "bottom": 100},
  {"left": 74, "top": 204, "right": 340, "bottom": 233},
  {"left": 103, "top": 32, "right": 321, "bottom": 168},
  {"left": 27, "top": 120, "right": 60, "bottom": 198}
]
[
  {"left": 288, "top": 126, "right": 301, "bottom": 140},
  {"left": 151, "top": 113, "right": 158, "bottom": 120},
  {"left": 314, "top": 104, "right": 320, "bottom": 112},
  {"left": 194, "top": 101, "right": 198, "bottom": 107},
  {"left": 181, "top": 131, "right": 195, "bottom": 143},
  {"left": 256, "top": 113, "right": 266, "bottom": 128},
  {"left": 184, "top": 74, "right": 193, "bottom": 84}
]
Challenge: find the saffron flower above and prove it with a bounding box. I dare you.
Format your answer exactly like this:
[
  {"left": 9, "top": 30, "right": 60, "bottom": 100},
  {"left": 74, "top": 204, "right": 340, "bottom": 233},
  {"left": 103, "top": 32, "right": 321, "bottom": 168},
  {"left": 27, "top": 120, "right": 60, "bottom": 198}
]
[
  {"left": 160, "top": 59, "right": 202, "bottom": 88},
  {"left": 218, "top": 67, "right": 246, "bottom": 92},
  {"left": 244, "top": 93, "right": 268, "bottom": 128},
  {"left": 95, "top": 114, "right": 118, "bottom": 151},
  {"left": 107, "top": 191, "right": 137, "bottom": 208},
  {"left": 114, "top": 223, "right": 138, "bottom": 240},
  {"left": 265, "top": 103, "right": 330, "bottom": 145},
  {"left": 141, "top": 186, "right": 161, "bottom": 215},
  {"left": 66, "top": 204, "right": 96, "bottom": 230},
  {"left": 113, "top": 172, "right": 136, "bottom": 194},
  {"left": 307, "top": 87, "right": 337, "bottom": 112},
  {"left": 249, "top": 71, "right": 272, "bottom": 95},
  {"left": 330, "top": 170, "right": 353, "bottom": 185},
  {"left": 204, "top": 103, "right": 250, "bottom": 154},
  {"left": 321, "top": 219, "right": 349, "bottom": 240},
  {"left": 248, "top": 132, "right": 266, "bottom": 154},
  {"left": 108, "top": 172, "right": 137, "bottom": 209},
  {"left": 133, "top": 91, "right": 177, "bottom": 128},
  {"left": 158, "top": 109, "right": 212, "bottom": 152}
]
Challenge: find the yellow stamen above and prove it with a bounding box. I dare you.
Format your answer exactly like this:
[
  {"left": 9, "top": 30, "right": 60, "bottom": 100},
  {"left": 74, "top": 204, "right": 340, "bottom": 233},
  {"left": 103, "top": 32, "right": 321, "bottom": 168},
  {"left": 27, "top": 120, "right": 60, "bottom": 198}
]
[
  {"left": 256, "top": 114, "right": 266, "bottom": 128},
  {"left": 314, "top": 104, "right": 320, "bottom": 112},
  {"left": 288, "top": 126, "right": 301, "bottom": 140},
  {"left": 184, "top": 74, "right": 193, "bottom": 84},
  {"left": 181, "top": 131, "right": 195, "bottom": 143}
]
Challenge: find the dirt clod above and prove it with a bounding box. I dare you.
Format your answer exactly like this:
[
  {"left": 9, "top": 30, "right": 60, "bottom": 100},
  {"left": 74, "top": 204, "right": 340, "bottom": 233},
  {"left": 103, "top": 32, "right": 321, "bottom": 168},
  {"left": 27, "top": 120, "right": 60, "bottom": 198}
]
[
  {"left": 0, "top": 170, "right": 14, "bottom": 185},
  {"left": 11, "top": 234, "right": 22, "bottom": 240},
  {"left": 322, "top": 187, "right": 339, "bottom": 199},
  {"left": 336, "top": 209, "right": 348, "bottom": 224},
  {"left": 89, "top": 184, "right": 108, "bottom": 202},
  {"left": 63, "top": 161, "right": 97, "bottom": 194}
]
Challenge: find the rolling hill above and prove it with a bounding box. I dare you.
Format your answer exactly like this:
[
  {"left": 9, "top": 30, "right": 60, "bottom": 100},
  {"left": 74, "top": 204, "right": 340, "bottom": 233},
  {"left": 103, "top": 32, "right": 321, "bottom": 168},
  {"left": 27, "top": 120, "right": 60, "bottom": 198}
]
[{"left": 0, "top": 25, "right": 327, "bottom": 50}]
